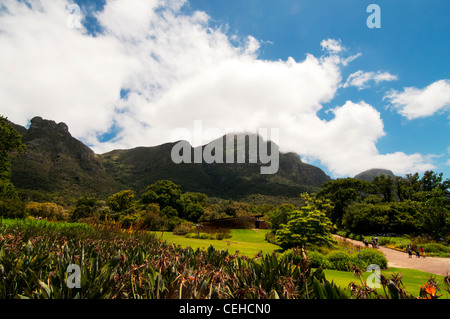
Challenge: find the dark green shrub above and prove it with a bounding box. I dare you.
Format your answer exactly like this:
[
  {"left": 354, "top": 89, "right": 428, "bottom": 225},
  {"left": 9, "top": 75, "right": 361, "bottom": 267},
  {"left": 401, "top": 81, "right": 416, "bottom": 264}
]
[
  {"left": 326, "top": 251, "right": 352, "bottom": 271},
  {"left": 215, "top": 232, "right": 232, "bottom": 240},
  {"left": 265, "top": 231, "right": 279, "bottom": 245},
  {"left": 355, "top": 248, "right": 388, "bottom": 269},
  {"left": 185, "top": 232, "right": 231, "bottom": 240},
  {"left": 0, "top": 198, "right": 25, "bottom": 219},
  {"left": 172, "top": 221, "right": 196, "bottom": 235},
  {"left": 307, "top": 251, "right": 333, "bottom": 269},
  {"left": 420, "top": 243, "right": 450, "bottom": 257}
]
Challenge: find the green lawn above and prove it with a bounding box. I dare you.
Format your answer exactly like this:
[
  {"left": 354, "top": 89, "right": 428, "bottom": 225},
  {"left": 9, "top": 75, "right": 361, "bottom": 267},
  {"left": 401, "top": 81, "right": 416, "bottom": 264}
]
[
  {"left": 323, "top": 267, "right": 450, "bottom": 298},
  {"left": 152, "top": 228, "right": 450, "bottom": 298},
  {"left": 152, "top": 229, "right": 281, "bottom": 256}
]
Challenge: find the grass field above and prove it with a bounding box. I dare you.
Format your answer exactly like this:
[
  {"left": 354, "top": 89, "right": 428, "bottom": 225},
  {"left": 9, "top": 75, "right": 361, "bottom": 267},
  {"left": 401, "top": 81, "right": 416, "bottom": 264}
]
[
  {"left": 156, "top": 228, "right": 449, "bottom": 298},
  {"left": 324, "top": 268, "right": 450, "bottom": 298},
  {"left": 152, "top": 229, "right": 281, "bottom": 256},
  {"left": 3, "top": 218, "right": 447, "bottom": 299}
]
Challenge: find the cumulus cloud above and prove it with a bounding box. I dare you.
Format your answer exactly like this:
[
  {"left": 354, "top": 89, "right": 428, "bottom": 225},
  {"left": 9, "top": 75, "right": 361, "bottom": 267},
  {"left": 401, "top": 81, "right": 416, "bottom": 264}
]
[
  {"left": 0, "top": 0, "right": 436, "bottom": 177},
  {"left": 320, "top": 38, "right": 344, "bottom": 54},
  {"left": 385, "top": 79, "right": 450, "bottom": 119},
  {"left": 343, "top": 70, "right": 398, "bottom": 90}
]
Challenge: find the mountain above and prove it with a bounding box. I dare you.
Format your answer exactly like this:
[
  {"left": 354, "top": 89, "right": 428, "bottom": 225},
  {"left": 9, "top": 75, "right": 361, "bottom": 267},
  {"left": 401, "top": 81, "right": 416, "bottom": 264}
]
[
  {"left": 10, "top": 117, "right": 120, "bottom": 199},
  {"left": 99, "top": 134, "right": 331, "bottom": 198},
  {"left": 10, "top": 117, "right": 331, "bottom": 202},
  {"left": 354, "top": 168, "right": 396, "bottom": 182}
]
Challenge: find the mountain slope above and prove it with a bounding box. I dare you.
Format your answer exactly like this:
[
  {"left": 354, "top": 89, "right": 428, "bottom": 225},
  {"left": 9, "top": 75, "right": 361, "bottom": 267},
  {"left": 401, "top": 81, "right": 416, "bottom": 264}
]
[
  {"left": 99, "top": 134, "right": 330, "bottom": 199},
  {"left": 10, "top": 117, "right": 330, "bottom": 201},
  {"left": 10, "top": 117, "right": 120, "bottom": 198}
]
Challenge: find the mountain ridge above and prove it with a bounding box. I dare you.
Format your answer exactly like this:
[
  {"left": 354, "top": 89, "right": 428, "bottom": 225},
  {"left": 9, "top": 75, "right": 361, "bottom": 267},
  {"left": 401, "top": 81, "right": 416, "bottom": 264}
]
[{"left": 10, "top": 116, "right": 331, "bottom": 202}]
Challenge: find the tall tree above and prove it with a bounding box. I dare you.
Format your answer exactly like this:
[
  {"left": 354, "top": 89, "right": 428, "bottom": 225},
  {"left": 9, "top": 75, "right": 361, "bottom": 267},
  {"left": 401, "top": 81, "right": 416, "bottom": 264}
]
[
  {"left": 141, "top": 180, "right": 182, "bottom": 210},
  {"left": 0, "top": 116, "right": 26, "bottom": 181},
  {"left": 372, "top": 175, "right": 394, "bottom": 202},
  {"left": 317, "top": 178, "right": 371, "bottom": 227},
  {"left": 276, "top": 202, "right": 334, "bottom": 249},
  {"left": 0, "top": 116, "right": 26, "bottom": 218}
]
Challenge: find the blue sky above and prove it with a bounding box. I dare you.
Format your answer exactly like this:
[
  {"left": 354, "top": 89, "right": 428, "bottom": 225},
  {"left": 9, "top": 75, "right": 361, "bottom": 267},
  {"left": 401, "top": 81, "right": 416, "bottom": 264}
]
[
  {"left": 0, "top": 0, "right": 449, "bottom": 179},
  {"left": 184, "top": 0, "right": 450, "bottom": 177}
]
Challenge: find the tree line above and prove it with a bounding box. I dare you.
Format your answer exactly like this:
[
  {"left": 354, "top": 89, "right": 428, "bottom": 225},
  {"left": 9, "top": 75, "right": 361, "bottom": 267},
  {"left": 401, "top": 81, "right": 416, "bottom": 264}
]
[{"left": 315, "top": 173, "right": 449, "bottom": 240}]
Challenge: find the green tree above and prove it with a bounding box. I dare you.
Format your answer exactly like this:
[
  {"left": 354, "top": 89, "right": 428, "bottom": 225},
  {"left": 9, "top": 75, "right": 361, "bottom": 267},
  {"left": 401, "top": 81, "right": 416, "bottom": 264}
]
[
  {"left": 0, "top": 116, "right": 26, "bottom": 180},
  {"left": 372, "top": 175, "right": 394, "bottom": 202},
  {"left": 394, "top": 175, "right": 417, "bottom": 202},
  {"left": 276, "top": 204, "right": 335, "bottom": 249},
  {"left": 71, "top": 197, "right": 103, "bottom": 221},
  {"left": 141, "top": 180, "right": 182, "bottom": 210},
  {"left": 317, "top": 178, "right": 372, "bottom": 227},
  {"left": 420, "top": 188, "right": 450, "bottom": 240},
  {"left": 107, "top": 190, "right": 135, "bottom": 214},
  {"left": 267, "top": 203, "right": 296, "bottom": 230},
  {"left": 179, "top": 191, "right": 208, "bottom": 222},
  {"left": 420, "top": 171, "right": 445, "bottom": 192},
  {"left": 0, "top": 116, "right": 26, "bottom": 218},
  {"left": 182, "top": 202, "right": 204, "bottom": 222}
]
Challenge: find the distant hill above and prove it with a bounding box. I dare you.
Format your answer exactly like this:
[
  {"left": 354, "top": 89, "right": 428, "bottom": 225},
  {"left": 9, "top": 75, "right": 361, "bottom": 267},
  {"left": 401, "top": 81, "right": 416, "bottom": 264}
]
[
  {"left": 354, "top": 168, "right": 396, "bottom": 182},
  {"left": 10, "top": 117, "right": 331, "bottom": 202}
]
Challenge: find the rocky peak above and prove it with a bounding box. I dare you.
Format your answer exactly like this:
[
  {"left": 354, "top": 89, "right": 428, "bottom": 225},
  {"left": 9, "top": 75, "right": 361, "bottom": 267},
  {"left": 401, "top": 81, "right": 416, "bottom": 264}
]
[
  {"left": 354, "top": 168, "right": 396, "bottom": 182},
  {"left": 27, "top": 116, "right": 70, "bottom": 139}
]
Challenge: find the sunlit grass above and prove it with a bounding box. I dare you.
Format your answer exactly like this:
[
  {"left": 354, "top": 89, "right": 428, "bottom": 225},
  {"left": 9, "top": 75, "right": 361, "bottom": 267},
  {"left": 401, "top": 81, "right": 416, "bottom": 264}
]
[
  {"left": 323, "top": 267, "right": 450, "bottom": 298},
  {"left": 151, "top": 229, "right": 281, "bottom": 256}
]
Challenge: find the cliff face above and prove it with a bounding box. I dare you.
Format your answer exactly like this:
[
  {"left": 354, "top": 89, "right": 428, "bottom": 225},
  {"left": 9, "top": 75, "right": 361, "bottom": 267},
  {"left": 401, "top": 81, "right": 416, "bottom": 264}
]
[
  {"left": 10, "top": 117, "right": 331, "bottom": 200},
  {"left": 11, "top": 117, "right": 120, "bottom": 197}
]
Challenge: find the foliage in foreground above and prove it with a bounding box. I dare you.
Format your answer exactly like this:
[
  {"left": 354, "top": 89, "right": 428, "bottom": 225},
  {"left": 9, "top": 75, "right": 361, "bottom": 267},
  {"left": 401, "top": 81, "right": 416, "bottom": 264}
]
[
  {"left": 0, "top": 219, "right": 347, "bottom": 299},
  {"left": 2, "top": 219, "right": 448, "bottom": 299}
]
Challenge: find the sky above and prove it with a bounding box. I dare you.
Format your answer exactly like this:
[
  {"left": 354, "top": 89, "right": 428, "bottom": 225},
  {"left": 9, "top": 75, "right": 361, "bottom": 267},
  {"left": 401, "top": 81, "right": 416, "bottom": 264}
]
[{"left": 0, "top": 0, "right": 449, "bottom": 179}]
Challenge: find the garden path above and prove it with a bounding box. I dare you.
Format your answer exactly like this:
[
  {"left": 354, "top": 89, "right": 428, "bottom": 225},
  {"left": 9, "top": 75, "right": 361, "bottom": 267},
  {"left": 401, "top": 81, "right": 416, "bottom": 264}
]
[{"left": 333, "top": 235, "right": 450, "bottom": 276}]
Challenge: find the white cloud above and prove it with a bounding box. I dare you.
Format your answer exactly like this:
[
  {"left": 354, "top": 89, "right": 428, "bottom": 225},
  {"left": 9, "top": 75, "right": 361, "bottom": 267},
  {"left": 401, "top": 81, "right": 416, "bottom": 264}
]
[
  {"left": 343, "top": 70, "right": 397, "bottom": 90},
  {"left": 385, "top": 79, "right": 450, "bottom": 119},
  {"left": 320, "top": 38, "right": 344, "bottom": 54},
  {"left": 0, "top": 0, "right": 436, "bottom": 177},
  {"left": 0, "top": 0, "right": 137, "bottom": 139}
]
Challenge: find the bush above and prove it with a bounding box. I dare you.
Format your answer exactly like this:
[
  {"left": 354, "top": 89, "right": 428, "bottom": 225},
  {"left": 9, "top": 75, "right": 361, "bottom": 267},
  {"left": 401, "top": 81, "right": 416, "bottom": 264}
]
[
  {"left": 278, "top": 249, "right": 300, "bottom": 264},
  {"left": 135, "top": 210, "right": 168, "bottom": 231},
  {"left": 215, "top": 232, "right": 232, "bottom": 240},
  {"left": 25, "top": 202, "right": 68, "bottom": 221},
  {"left": 307, "top": 251, "right": 333, "bottom": 269},
  {"left": 419, "top": 243, "right": 450, "bottom": 257},
  {"left": 355, "top": 248, "right": 388, "bottom": 269},
  {"left": 185, "top": 231, "right": 232, "bottom": 240},
  {"left": 326, "top": 251, "right": 353, "bottom": 271},
  {"left": 172, "top": 221, "right": 196, "bottom": 235},
  {"left": 265, "top": 231, "right": 279, "bottom": 245}
]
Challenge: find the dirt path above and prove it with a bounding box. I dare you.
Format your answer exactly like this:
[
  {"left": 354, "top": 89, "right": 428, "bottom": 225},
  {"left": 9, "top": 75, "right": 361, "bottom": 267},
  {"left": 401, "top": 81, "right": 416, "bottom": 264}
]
[{"left": 333, "top": 235, "right": 450, "bottom": 276}]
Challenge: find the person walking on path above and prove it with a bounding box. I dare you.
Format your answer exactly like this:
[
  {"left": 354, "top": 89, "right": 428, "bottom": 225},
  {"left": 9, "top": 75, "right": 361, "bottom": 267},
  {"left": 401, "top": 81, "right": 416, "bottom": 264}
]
[
  {"left": 333, "top": 234, "right": 450, "bottom": 276},
  {"left": 406, "top": 245, "right": 413, "bottom": 258},
  {"left": 420, "top": 246, "right": 426, "bottom": 258},
  {"left": 415, "top": 247, "right": 421, "bottom": 258}
]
